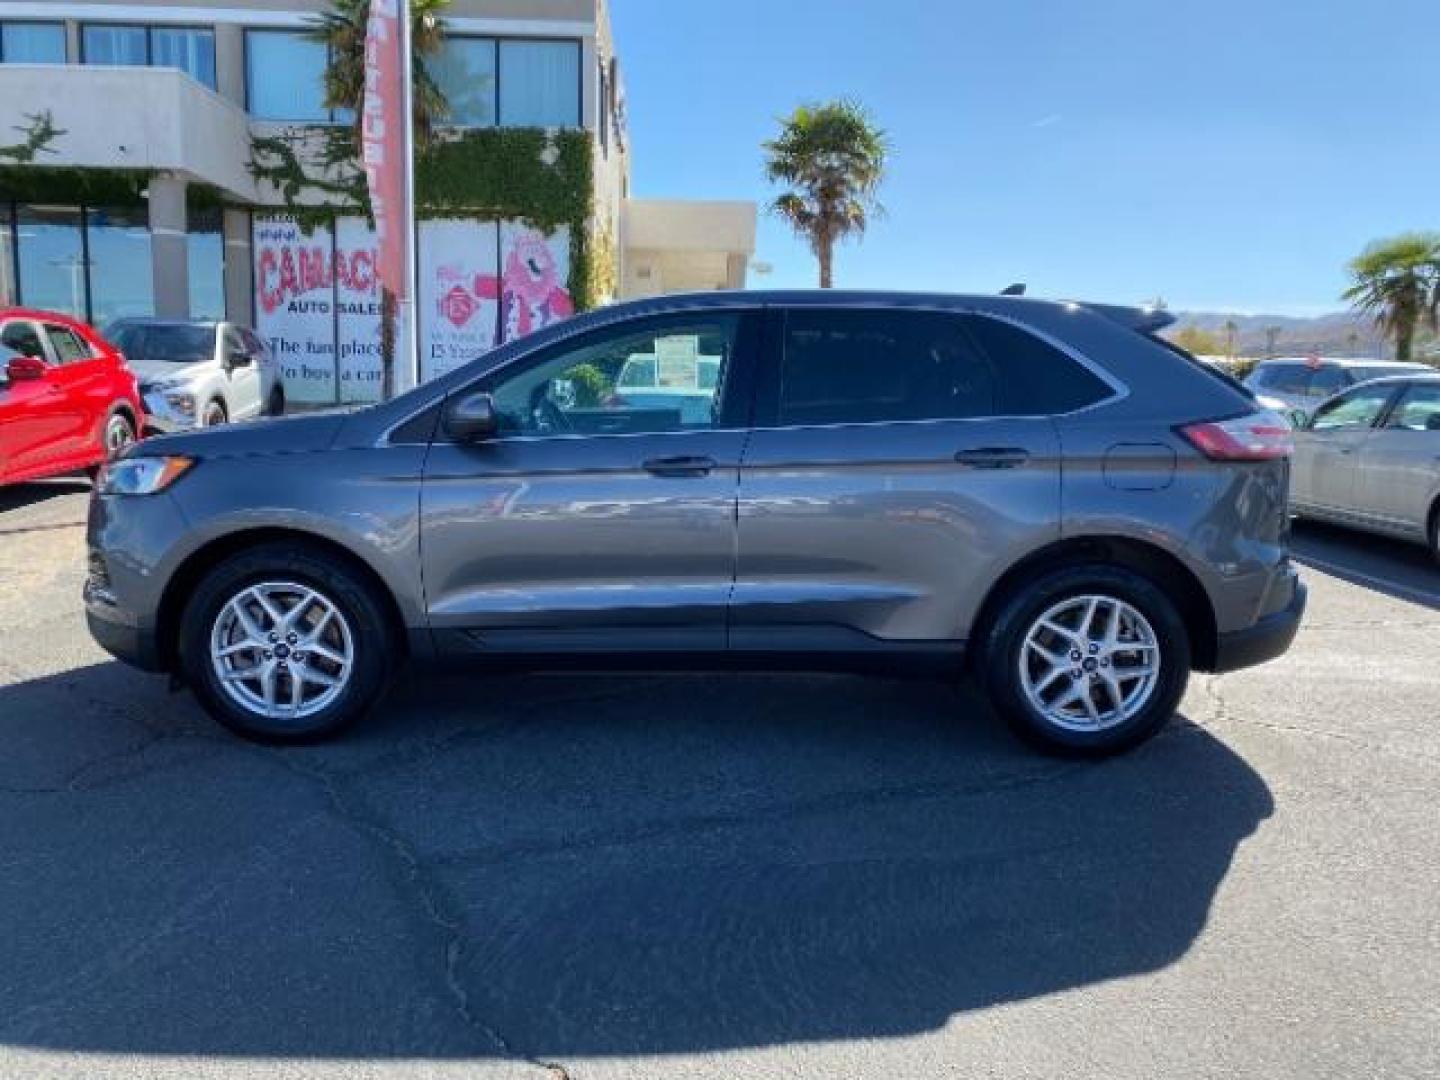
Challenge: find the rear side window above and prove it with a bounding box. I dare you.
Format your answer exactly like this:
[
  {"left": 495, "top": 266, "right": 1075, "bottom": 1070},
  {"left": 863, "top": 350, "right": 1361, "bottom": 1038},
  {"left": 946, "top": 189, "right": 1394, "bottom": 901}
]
[
  {"left": 44, "top": 325, "right": 91, "bottom": 363},
  {"left": 773, "top": 309, "right": 1109, "bottom": 427}
]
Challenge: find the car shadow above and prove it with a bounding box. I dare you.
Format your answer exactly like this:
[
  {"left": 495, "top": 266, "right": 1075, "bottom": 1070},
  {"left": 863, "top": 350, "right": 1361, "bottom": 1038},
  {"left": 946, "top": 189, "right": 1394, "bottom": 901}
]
[
  {"left": 1291, "top": 519, "right": 1440, "bottom": 610},
  {"left": 0, "top": 662, "right": 1272, "bottom": 1063},
  {"left": 0, "top": 477, "right": 90, "bottom": 516}
]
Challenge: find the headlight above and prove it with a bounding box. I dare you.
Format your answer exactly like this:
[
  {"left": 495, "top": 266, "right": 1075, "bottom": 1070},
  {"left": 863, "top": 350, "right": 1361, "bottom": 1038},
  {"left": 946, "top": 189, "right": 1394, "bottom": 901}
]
[
  {"left": 98, "top": 456, "right": 195, "bottom": 496},
  {"left": 164, "top": 392, "right": 196, "bottom": 417}
]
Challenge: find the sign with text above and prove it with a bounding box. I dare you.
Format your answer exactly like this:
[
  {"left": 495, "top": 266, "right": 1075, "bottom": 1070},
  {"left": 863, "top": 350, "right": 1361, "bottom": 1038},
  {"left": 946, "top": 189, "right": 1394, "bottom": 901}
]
[
  {"left": 252, "top": 216, "right": 337, "bottom": 404},
  {"left": 418, "top": 218, "right": 500, "bottom": 383}
]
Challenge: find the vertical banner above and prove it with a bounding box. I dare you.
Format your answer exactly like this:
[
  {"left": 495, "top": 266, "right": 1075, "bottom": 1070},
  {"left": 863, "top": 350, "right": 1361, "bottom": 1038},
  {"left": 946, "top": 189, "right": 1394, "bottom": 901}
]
[
  {"left": 418, "top": 218, "right": 500, "bottom": 382},
  {"left": 252, "top": 215, "right": 337, "bottom": 404},
  {"left": 499, "top": 223, "right": 573, "bottom": 344},
  {"left": 335, "top": 216, "right": 384, "bottom": 403},
  {"left": 361, "top": 0, "right": 416, "bottom": 394}
]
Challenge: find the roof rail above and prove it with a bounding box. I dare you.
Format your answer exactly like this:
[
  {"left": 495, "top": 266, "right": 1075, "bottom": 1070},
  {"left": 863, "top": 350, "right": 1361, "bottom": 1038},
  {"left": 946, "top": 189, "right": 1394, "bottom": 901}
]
[{"left": 1083, "top": 301, "right": 1176, "bottom": 334}]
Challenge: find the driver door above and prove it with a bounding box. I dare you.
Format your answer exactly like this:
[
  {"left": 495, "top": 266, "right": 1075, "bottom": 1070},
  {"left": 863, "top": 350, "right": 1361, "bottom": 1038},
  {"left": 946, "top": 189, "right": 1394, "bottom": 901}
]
[
  {"left": 223, "top": 327, "right": 263, "bottom": 419},
  {"left": 420, "top": 309, "right": 762, "bottom": 656},
  {"left": 0, "top": 319, "right": 70, "bottom": 482}
]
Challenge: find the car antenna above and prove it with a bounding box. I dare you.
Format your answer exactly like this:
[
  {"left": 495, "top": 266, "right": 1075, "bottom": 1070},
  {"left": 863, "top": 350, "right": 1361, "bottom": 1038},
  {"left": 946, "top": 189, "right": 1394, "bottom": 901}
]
[{"left": 1000, "top": 283, "right": 1027, "bottom": 296}]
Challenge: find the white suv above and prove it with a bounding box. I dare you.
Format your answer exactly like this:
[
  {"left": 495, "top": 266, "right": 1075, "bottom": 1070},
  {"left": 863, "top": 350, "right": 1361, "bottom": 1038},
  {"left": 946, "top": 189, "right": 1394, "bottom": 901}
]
[{"left": 106, "top": 320, "right": 285, "bottom": 432}]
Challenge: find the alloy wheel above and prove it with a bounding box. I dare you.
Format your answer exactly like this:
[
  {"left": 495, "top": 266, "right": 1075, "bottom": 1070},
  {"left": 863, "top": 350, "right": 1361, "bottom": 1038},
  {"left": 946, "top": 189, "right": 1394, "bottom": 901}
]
[
  {"left": 209, "top": 582, "right": 355, "bottom": 723},
  {"left": 104, "top": 415, "right": 135, "bottom": 459},
  {"left": 1018, "top": 594, "right": 1161, "bottom": 732}
]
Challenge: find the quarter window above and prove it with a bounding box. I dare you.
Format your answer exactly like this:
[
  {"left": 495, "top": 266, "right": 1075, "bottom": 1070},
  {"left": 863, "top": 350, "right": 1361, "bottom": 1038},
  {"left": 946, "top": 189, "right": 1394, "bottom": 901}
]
[
  {"left": 486, "top": 315, "right": 744, "bottom": 437},
  {"left": 1309, "top": 384, "right": 1396, "bottom": 432},
  {"left": 1385, "top": 384, "right": 1440, "bottom": 432},
  {"left": 774, "top": 309, "right": 1108, "bottom": 427}
]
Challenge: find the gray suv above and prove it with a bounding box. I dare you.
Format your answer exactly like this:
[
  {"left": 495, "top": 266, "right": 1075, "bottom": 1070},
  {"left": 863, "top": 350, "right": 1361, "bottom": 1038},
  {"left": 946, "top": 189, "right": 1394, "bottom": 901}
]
[{"left": 85, "top": 292, "right": 1306, "bottom": 754}]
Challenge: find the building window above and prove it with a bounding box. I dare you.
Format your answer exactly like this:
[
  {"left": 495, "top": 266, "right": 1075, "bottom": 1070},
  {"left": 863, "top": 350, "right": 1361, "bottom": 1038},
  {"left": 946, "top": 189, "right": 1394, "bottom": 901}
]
[
  {"left": 0, "top": 21, "right": 66, "bottom": 63},
  {"left": 0, "top": 207, "right": 15, "bottom": 306},
  {"left": 14, "top": 206, "right": 89, "bottom": 320},
  {"left": 81, "top": 24, "right": 216, "bottom": 89},
  {"left": 498, "top": 40, "right": 581, "bottom": 128},
  {"left": 431, "top": 37, "right": 498, "bottom": 128},
  {"left": 188, "top": 208, "right": 226, "bottom": 321},
  {"left": 86, "top": 206, "right": 154, "bottom": 327},
  {"left": 245, "top": 29, "right": 336, "bottom": 122}
]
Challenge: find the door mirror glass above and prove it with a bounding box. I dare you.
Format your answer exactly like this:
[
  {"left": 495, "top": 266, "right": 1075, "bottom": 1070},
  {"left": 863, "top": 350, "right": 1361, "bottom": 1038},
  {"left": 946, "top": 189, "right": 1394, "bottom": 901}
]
[
  {"left": 5, "top": 355, "right": 47, "bottom": 382},
  {"left": 445, "top": 391, "right": 499, "bottom": 442}
]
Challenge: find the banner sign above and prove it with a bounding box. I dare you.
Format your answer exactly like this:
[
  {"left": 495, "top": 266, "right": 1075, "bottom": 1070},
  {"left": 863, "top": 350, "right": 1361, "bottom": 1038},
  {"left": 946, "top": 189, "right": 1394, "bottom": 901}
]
[
  {"left": 419, "top": 218, "right": 500, "bottom": 383},
  {"left": 361, "top": 0, "right": 407, "bottom": 305},
  {"left": 254, "top": 215, "right": 573, "bottom": 404}
]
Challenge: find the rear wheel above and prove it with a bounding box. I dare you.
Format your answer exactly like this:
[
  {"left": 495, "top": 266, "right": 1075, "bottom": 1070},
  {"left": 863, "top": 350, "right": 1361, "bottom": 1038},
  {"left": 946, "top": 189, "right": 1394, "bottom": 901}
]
[
  {"left": 178, "top": 543, "right": 399, "bottom": 743},
  {"left": 977, "top": 564, "right": 1192, "bottom": 756},
  {"left": 202, "top": 399, "right": 227, "bottom": 428},
  {"left": 88, "top": 412, "right": 136, "bottom": 478}
]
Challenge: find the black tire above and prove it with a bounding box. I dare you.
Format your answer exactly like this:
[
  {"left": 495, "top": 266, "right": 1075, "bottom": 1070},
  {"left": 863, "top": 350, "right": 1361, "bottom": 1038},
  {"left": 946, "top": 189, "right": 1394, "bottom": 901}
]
[
  {"left": 87, "top": 410, "right": 137, "bottom": 479},
  {"left": 267, "top": 386, "right": 286, "bottom": 417},
  {"left": 976, "top": 564, "right": 1192, "bottom": 757},
  {"left": 178, "top": 542, "right": 400, "bottom": 743},
  {"left": 202, "top": 399, "right": 227, "bottom": 428}
]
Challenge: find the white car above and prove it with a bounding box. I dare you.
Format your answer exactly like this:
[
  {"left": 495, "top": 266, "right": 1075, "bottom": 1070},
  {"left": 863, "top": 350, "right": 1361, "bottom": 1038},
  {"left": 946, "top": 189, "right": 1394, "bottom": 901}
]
[
  {"left": 106, "top": 319, "right": 285, "bottom": 432},
  {"left": 1244, "top": 357, "right": 1431, "bottom": 422}
]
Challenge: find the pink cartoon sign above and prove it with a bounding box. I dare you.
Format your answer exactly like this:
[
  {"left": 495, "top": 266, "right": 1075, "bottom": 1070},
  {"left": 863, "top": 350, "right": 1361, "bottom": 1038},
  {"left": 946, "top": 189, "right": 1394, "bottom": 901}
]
[{"left": 499, "top": 224, "right": 573, "bottom": 342}]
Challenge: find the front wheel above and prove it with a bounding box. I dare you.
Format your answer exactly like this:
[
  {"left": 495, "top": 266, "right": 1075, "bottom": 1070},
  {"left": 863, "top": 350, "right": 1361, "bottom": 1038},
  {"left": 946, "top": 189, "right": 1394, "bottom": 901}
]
[
  {"left": 977, "top": 565, "right": 1192, "bottom": 757},
  {"left": 178, "top": 543, "right": 399, "bottom": 743}
]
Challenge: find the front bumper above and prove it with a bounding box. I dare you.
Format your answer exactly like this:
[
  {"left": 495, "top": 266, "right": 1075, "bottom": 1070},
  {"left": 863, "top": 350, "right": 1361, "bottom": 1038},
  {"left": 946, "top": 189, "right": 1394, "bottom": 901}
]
[
  {"left": 1213, "top": 577, "right": 1308, "bottom": 673},
  {"left": 85, "top": 589, "right": 165, "bottom": 671}
]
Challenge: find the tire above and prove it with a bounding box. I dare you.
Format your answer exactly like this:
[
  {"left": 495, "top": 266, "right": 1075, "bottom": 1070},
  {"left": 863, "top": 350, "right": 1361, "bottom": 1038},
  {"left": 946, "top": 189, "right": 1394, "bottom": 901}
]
[
  {"left": 267, "top": 386, "right": 286, "bottom": 417},
  {"left": 178, "top": 542, "right": 400, "bottom": 743},
  {"left": 202, "top": 399, "right": 227, "bottom": 428},
  {"left": 1429, "top": 501, "right": 1440, "bottom": 566},
  {"left": 977, "top": 564, "right": 1192, "bottom": 757},
  {"left": 88, "top": 411, "right": 137, "bottom": 478}
]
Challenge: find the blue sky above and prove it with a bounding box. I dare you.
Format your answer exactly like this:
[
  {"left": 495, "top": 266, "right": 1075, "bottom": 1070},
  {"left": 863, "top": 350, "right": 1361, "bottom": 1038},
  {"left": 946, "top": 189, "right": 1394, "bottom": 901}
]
[{"left": 609, "top": 0, "right": 1440, "bottom": 315}]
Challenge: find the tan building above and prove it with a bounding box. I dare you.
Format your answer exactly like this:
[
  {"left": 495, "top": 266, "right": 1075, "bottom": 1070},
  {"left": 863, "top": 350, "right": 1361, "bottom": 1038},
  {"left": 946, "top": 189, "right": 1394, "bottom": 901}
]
[{"left": 0, "top": 0, "right": 755, "bottom": 398}]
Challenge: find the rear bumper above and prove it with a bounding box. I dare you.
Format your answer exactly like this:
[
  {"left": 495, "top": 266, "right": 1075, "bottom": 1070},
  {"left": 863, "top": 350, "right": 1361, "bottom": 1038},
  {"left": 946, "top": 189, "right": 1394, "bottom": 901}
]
[{"left": 1212, "top": 578, "right": 1307, "bottom": 673}]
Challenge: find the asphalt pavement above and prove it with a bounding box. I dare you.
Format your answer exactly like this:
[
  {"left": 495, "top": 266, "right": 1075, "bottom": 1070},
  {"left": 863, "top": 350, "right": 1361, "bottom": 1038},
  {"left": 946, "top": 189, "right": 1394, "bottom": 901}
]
[{"left": 0, "top": 478, "right": 1437, "bottom": 1080}]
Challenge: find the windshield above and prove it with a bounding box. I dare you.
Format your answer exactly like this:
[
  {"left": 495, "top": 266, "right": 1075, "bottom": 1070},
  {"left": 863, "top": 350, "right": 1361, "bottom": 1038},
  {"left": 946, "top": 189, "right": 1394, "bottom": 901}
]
[{"left": 108, "top": 323, "right": 216, "bottom": 364}]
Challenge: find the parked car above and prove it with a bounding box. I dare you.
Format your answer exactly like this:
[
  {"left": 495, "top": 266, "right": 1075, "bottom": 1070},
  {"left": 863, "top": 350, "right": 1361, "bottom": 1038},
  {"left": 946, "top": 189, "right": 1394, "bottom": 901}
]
[
  {"left": 0, "top": 308, "right": 143, "bottom": 486},
  {"left": 1244, "top": 357, "right": 1431, "bottom": 422},
  {"left": 104, "top": 319, "right": 284, "bottom": 432},
  {"left": 86, "top": 291, "right": 1305, "bottom": 754},
  {"left": 1291, "top": 373, "right": 1440, "bottom": 559}
]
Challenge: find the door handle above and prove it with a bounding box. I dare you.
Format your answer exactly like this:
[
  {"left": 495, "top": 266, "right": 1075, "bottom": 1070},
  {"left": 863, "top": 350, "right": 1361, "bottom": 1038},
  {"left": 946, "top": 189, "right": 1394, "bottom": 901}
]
[
  {"left": 643, "top": 455, "right": 717, "bottom": 478},
  {"left": 955, "top": 447, "right": 1030, "bottom": 470}
]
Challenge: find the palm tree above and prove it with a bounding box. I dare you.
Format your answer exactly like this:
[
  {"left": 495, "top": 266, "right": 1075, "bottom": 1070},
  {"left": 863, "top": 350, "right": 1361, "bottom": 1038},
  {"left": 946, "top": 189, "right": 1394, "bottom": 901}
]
[
  {"left": 1343, "top": 233, "right": 1440, "bottom": 364},
  {"left": 310, "top": 0, "right": 451, "bottom": 151},
  {"left": 1223, "top": 319, "right": 1238, "bottom": 362},
  {"left": 763, "top": 100, "right": 888, "bottom": 289}
]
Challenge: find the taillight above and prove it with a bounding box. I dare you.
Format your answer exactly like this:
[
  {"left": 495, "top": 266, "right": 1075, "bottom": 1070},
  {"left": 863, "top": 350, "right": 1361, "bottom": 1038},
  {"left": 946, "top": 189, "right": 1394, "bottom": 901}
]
[{"left": 1179, "top": 410, "right": 1294, "bottom": 462}]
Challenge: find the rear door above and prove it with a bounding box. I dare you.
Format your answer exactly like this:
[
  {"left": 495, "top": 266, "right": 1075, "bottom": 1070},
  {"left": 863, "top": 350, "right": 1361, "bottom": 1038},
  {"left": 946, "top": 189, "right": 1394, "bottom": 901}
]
[
  {"left": 1352, "top": 382, "right": 1440, "bottom": 536},
  {"left": 732, "top": 306, "right": 1108, "bottom": 649},
  {"left": 41, "top": 322, "right": 108, "bottom": 467},
  {"left": 1294, "top": 382, "right": 1403, "bottom": 521}
]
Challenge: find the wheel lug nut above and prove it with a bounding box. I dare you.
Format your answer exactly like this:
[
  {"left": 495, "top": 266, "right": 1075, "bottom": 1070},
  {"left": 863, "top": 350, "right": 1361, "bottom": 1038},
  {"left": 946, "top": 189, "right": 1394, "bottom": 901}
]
[
  {"left": 1070, "top": 651, "right": 1082, "bottom": 661},
  {"left": 268, "top": 633, "right": 278, "bottom": 643},
  {"left": 287, "top": 634, "right": 298, "bottom": 644},
  {"left": 1089, "top": 644, "right": 1100, "bottom": 654}
]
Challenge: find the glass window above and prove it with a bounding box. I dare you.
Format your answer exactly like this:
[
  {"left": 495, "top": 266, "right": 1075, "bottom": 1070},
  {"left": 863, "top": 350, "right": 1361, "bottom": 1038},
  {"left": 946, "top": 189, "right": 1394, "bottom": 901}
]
[
  {"left": 488, "top": 315, "right": 741, "bottom": 436},
  {"left": 108, "top": 322, "right": 216, "bottom": 365},
  {"left": 188, "top": 208, "right": 226, "bottom": 321},
  {"left": 16, "top": 206, "right": 88, "bottom": 319},
  {"left": 1310, "top": 384, "right": 1396, "bottom": 432},
  {"left": 432, "top": 37, "right": 497, "bottom": 127},
  {"left": 86, "top": 206, "right": 153, "bottom": 326},
  {"left": 247, "top": 30, "right": 329, "bottom": 122},
  {"left": 962, "top": 315, "right": 1112, "bottom": 414},
  {"left": 1307, "top": 366, "right": 1346, "bottom": 398},
  {"left": 1255, "top": 362, "right": 1311, "bottom": 394},
  {"left": 44, "top": 324, "right": 92, "bottom": 364},
  {"left": 1385, "top": 383, "right": 1440, "bottom": 432},
  {"left": 82, "top": 25, "right": 148, "bottom": 66},
  {"left": 499, "top": 40, "right": 580, "bottom": 127},
  {"left": 0, "top": 207, "right": 15, "bottom": 307},
  {"left": 1, "top": 22, "right": 66, "bottom": 63},
  {"left": 151, "top": 27, "right": 216, "bottom": 89}
]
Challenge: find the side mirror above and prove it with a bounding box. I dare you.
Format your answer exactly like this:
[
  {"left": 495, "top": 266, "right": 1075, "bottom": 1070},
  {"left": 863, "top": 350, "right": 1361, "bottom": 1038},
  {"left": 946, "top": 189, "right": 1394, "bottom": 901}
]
[
  {"left": 5, "top": 355, "right": 46, "bottom": 382},
  {"left": 444, "top": 391, "right": 499, "bottom": 442},
  {"left": 226, "top": 349, "right": 254, "bottom": 370},
  {"left": 1287, "top": 408, "right": 1310, "bottom": 430}
]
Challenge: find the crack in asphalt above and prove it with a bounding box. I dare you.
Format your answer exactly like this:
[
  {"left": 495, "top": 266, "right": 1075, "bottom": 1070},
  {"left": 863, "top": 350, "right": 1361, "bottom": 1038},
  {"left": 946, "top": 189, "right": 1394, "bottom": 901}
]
[{"left": 0, "top": 520, "right": 86, "bottom": 538}]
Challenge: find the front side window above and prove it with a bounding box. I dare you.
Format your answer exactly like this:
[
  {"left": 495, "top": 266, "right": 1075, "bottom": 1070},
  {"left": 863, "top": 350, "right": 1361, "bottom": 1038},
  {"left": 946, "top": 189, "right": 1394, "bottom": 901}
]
[
  {"left": 44, "top": 325, "right": 92, "bottom": 363},
  {"left": 499, "top": 40, "right": 581, "bottom": 127},
  {"left": 432, "top": 37, "right": 497, "bottom": 127},
  {"left": 246, "top": 30, "right": 329, "bottom": 122},
  {"left": 774, "top": 309, "right": 1107, "bottom": 428},
  {"left": 487, "top": 315, "right": 743, "bottom": 437},
  {"left": 1309, "top": 384, "right": 1396, "bottom": 432},
  {"left": 1385, "top": 383, "right": 1440, "bottom": 432},
  {"left": 1, "top": 22, "right": 66, "bottom": 63}
]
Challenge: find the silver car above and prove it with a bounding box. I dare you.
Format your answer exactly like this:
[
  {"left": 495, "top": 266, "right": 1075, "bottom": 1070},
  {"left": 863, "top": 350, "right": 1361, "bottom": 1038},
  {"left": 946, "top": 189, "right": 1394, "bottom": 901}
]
[
  {"left": 106, "top": 319, "right": 285, "bottom": 432},
  {"left": 1245, "top": 357, "right": 1431, "bottom": 422},
  {"left": 85, "top": 291, "right": 1306, "bottom": 755},
  {"left": 1291, "top": 373, "right": 1440, "bottom": 559}
]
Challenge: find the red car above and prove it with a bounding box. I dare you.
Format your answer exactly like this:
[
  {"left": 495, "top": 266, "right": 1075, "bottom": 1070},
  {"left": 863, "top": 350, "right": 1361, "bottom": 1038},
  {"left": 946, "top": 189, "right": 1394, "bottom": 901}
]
[{"left": 0, "top": 308, "right": 143, "bottom": 486}]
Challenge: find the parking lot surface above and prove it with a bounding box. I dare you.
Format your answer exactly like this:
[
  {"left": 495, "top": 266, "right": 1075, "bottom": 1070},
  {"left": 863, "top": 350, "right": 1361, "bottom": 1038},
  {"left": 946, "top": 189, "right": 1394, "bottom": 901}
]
[{"left": 1, "top": 478, "right": 1437, "bottom": 1080}]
